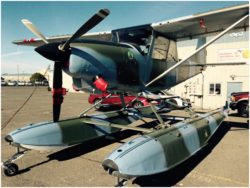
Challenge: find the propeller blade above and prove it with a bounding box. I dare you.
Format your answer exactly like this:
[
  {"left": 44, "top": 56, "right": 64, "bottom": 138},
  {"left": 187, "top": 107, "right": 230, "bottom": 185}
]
[
  {"left": 53, "top": 102, "right": 61, "bottom": 122},
  {"left": 21, "top": 19, "right": 49, "bottom": 44},
  {"left": 53, "top": 62, "right": 63, "bottom": 122},
  {"left": 59, "top": 8, "right": 110, "bottom": 51}
]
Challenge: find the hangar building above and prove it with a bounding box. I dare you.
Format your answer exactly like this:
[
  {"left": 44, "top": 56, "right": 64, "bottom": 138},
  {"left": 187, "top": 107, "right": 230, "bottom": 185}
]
[
  {"left": 173, "top": 31, "right": 249, "bottom": 109},
  {"left": 2, "top": 73, "right": 32, "bottom": 82}
]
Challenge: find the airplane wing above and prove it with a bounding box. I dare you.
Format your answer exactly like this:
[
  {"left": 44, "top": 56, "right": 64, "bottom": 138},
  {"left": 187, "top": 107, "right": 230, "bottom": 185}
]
[
  {"left": 151, "top": 3, "right": 249, "bottom": 41},
  {"left": 13, "top": 4, "right": 248, "bottom": 47},
  {"left": 12, "top": 31, "right": 112, "bottom": 47},
  {"left": 146, "top": 4, "right": 249, "bottom": 87}
]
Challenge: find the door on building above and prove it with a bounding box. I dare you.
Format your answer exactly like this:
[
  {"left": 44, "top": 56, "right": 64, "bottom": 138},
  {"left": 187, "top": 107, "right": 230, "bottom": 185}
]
[{"left": 227, "top": 82, "right": 242, "bottom": 99}]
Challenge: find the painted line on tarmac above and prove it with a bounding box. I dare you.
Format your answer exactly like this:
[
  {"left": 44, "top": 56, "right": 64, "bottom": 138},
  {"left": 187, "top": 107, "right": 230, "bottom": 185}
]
[
  {"left": 192, "top": 170, "right": 248, "bottom": 186},
  {"left": 79, "top": 156, "right": 102, "bottom": 164}
]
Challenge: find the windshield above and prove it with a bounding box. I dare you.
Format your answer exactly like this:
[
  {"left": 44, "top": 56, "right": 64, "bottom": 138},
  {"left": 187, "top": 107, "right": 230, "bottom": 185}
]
[{"left": 112, "top": 25, "right": 153, "bottom": 55}]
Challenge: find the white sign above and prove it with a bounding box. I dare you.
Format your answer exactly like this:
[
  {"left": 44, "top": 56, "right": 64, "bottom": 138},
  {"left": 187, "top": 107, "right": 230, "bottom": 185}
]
[
  {"left": 217, "top": 48, "right": 249, "bottom": 63},
  {"left": 229, "top": 32, "right": 244, "bottom": 37}
]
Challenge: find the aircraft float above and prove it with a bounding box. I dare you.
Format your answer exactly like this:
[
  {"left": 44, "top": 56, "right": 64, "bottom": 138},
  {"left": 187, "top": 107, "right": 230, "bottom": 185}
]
[{"left": 2, "top": 4, "right": 249, "bottom": 186}]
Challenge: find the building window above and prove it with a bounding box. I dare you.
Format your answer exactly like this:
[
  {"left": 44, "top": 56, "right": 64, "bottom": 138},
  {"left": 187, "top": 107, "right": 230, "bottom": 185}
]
[{"left": 209, "top": 83, "right": 221, "bottom": 95}]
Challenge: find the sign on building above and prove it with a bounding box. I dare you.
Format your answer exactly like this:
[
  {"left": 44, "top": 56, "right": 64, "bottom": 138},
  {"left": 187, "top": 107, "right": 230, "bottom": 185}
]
[{"left": 217, "top": 48, "right": 249, "bottom": 63}]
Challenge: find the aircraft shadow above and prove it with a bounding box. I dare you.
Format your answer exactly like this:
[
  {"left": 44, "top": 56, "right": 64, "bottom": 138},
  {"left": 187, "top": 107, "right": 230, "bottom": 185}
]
[
  {"left": 132, "top": 120, "right": 248, "bottom": 186},
  {"left": 229, "top": 112, "right": 249, "bottom": 119},
  {"left": 47, "top": 130, "right": 137, "bottom": 161},
  {"left": 17, "top": 129, "right": 139, "bottom": 175},
  {"left": 226, "top": 120, "right": 249, "bottom": 130},
  {"left": 229, "top": 112, "right": 241, "bottom": 117}
]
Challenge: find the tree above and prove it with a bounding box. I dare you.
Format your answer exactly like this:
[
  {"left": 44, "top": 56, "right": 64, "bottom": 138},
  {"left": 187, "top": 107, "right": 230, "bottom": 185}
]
[{"left": 30, "top": 73, "right": 46, "bottom": 82}]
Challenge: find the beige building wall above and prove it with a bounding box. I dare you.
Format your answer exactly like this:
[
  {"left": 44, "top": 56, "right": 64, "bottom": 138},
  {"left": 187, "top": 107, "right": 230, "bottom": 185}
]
[
  {"left": 2, "top": 69, "right": 50, "bottom": 82},
  {"left": 47, "top": 71, "right": 84, "bottom": 93},
  {"left": 173, "top": 31, "right": 249, "bottom": 109},
  {"left": 2, "top": 74, "right": 31, "bottom": 82}
]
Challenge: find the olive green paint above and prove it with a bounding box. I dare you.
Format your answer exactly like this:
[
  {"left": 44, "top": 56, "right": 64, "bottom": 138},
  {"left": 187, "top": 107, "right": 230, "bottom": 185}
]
[
  {"left": 73, "top": 42, "right": 140, "bottom": 85},
  {"left": 159, "top": 129, "right": 190, "bottom": 168},
  {"left": 191, "top": 119, "right": 211, "bottom": 146},
  {"left": 57, "top": 107, "right": 155, "bottom": 145},
  {"left": 148, "top": 126, "right": 190, "bottom": 168},
  {"left": 147, "top": 110, "right": 226, "bottom": 169},
  {"left": 212, "top": 112, "right": 225, "bottom": 126},
  {"left": 72, "top": 43, "right": 126, "bottom": 63},
  {"left": 149, "top": 59, "right": 168, "bottom": 87},
  {"left": 58, "top": 118, "right": 100, "bottom": 145}
]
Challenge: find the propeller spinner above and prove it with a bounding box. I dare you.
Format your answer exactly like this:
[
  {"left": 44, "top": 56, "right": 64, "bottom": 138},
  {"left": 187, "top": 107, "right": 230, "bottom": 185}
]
[{"left": 22, "top": 8, "right": 110, "bottom": 122}]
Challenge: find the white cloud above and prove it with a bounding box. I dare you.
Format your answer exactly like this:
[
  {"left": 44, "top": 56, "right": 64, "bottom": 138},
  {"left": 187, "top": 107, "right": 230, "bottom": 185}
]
[{"left": 1, "top": 51, "right": 27, "bottom": 58}]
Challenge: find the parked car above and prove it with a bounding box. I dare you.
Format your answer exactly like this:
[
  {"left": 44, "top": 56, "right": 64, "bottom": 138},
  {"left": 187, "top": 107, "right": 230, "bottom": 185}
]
[
  {"left": 7, "top": 81, "right": 17, "bottom": 86},
  {"left": 43, "top": 80, "right": 49, "bottom": 86},
  {"left": 88, "top": 92, "right": 153, "bottom": 110},
  {"left": 1, "top": 79, "right": 7, "bottom": 86},
  {"left": 25, "top": 81, "right": 34, "bottom": 86},
  {"left": 152, "top": 90, "right": 191, "bottom": 108},
  {"left": 35, "top": 80, "right": 43, "bottom": 86},
  {"left": 18, "top": 81, "right": 26, "bottom": 86},
  {"left": 35, "top": 80, "right": 49, "bottom": 86},
  {"left": 229, "top": 92, "right": 249, "bottom": 117}
]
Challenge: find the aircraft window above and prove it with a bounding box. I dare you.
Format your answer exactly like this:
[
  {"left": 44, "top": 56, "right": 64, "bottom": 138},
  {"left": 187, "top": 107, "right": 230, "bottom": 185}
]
[
  {"left": 152, "top": 36, "right": 178, "bottom": 62},
  {"left": 152, "top": 36, "right": 169, "bottom": 60},
  {"left": 167, "top": 40, "right": 178, "bottom": 62},
  {"left": 114, "top": 28, "right": 152, "bottom": 56}
]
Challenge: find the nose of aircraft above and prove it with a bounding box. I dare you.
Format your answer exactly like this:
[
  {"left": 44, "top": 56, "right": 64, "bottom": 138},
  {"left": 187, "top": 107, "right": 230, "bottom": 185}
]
[
  {"left": 5, "top": 135, "right": 13, "bottom": 143},
  {"left": 102, "top": 159, "right": 119, "bottom": 173},
  {"left": 102, "top": 135, "right": 168, "bottom": 178},
  {"left": 35, "top": 42, "right": 70, "bottom": 62}
]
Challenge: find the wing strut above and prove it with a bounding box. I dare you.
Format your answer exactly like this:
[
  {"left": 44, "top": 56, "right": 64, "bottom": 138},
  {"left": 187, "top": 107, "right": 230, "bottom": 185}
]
[
  {"left": 146, "top": 14, "right": 249, "bottom": 87},
  {"left": 79, "top": 94, "right": 112, "bottom": 117},
  {"left": 149, "top": 102, "right": 165, "bottom": 127}
]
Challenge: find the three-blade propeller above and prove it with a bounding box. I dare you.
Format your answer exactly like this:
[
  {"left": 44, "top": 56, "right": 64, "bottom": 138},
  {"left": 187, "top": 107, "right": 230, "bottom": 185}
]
[{"left": 22, "top": 8, "right": 110, "bottom": 122}]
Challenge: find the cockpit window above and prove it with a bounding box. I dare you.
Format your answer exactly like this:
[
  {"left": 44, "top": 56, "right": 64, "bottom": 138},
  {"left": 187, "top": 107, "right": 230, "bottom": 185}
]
[{"left": 112, "top": 25, "right": 153, "bottom": 56}]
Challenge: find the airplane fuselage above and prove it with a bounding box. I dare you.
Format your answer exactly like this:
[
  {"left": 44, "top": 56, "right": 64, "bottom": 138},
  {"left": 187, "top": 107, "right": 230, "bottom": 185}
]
[
  {"left": 61, "top": 38, "right": 186, "bottom": 94},
  {"left": 64, "top": 40, "right": 148, "bottom": 93}
]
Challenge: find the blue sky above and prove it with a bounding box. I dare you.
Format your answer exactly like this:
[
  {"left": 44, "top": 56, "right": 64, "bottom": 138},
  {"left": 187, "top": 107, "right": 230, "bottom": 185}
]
[{"left": 1, "top": 1, "right": 247, "bottom": 74}]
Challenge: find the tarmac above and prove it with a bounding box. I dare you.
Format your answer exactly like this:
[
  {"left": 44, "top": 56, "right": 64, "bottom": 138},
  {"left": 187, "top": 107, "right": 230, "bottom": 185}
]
[{"left": 1, "top": 87, "right": 249, "bottom": 187}]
